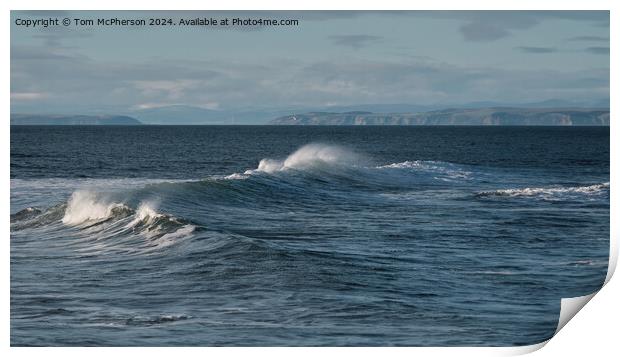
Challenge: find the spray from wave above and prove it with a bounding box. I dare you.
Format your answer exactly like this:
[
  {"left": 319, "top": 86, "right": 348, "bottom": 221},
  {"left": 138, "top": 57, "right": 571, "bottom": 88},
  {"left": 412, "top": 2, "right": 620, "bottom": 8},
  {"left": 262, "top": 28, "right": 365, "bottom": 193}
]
[
  {"left": 62, "top": 190, "right": 131, "bottom": 226},
  {"left": 246, "top": 143, "right": 365, "bottom": 174},
  {"left": 11, "top": 145, "right": 607, "bottom": 256},
  {"left": 226, "top": 143, "right": 473, "bottom": 184}
]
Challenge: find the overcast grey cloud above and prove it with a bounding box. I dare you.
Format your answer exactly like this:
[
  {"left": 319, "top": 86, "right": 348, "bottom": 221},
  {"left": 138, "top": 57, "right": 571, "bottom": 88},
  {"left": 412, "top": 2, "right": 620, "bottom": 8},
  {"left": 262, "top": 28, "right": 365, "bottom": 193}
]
[
  {"left": 10, "top": 44, "right": 609, "bottom": 114},
  {"left": 32, "top": 30, "right": 93, "bottom": 48},
  {"left": 515, "top": 46, "right": 558, "bottom": 54},
  {"left": 585, "top": 46, "right": 610, "bottom": 55},
  {"left": 452, "top": 11, "right": 608, "bottom": 42},
  {"left": 458, "top": 15, "right": 540, "bottom": 42},
  {"left": 10, "top": 10, "right": 609, "bottom": 117},
  {"left": 459, "top": 21, "right": 513, "bottom": 42},
  {"left": 329, "top": 35, "right": 383, "bottom": 49},
  {"left": 567, "top": 35, "right": 608, "bottom": 42}
]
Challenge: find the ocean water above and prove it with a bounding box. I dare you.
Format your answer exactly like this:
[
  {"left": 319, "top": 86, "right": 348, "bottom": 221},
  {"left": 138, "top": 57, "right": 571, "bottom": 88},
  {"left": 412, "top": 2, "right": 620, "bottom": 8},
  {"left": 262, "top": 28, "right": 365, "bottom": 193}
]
[{"left": 10, "top": 125, "right": 609, "bottom": 346}]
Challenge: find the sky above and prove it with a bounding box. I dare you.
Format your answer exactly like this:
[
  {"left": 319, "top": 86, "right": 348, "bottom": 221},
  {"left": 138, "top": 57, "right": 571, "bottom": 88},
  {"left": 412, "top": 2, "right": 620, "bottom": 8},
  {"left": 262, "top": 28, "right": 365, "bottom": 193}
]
[{"left": 10, "top": 10, "right": 610, "bottom": 116}]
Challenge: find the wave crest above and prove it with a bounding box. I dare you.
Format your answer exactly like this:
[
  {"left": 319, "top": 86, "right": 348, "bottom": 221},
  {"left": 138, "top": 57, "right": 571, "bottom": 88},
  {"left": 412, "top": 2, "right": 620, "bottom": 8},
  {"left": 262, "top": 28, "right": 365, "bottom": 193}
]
[
  {"left": 62, "top": 190, "right": 131, "bottom": 226},
  {"left": 11, "top": 207, "right": 42, "bottom": 223},
  {"left": 12, "top": 189, "right": 195, "bottom": 254},
  {"left": 251, "top": 143, "right": 364, "bottom": 174},
  {"left": 376, "top": 160, "right": 472, "bottom": 180},
  {"left": 477, "top": 182, "right": 609, "bottom": 198}
]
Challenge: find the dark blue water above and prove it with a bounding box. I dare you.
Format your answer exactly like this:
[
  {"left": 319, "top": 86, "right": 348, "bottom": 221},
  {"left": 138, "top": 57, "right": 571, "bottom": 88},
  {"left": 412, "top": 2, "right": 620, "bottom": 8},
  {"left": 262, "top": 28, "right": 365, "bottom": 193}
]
[{"left": 10, "top": 126, "right": 609, "bottom": 346}]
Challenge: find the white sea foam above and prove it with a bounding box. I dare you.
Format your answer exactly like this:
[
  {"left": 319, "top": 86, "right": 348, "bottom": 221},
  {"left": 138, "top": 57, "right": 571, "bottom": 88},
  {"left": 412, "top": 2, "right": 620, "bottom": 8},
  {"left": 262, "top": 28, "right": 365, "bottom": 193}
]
[
  {"left": 377, "top": 160, "right": 471, "bottom": 179},
  {"left": 225, "top": 149, "right": 473, "bottom": 183},
  {"left": 479, "top": 182, "right": 609, "bottom": 198},
  {"left": 224, "top": 173, "right": 249, "bottom": 180},
  {"left": 123, "top": 201, "right": 195, "bottom": 250},
  {"left": 60, "top": 190, "right": 194, "bottom": 253},
  {"left": 62, "top": 190, "right": 129, "bottom": 226},
  {"left": 377, "top": 161, "right": 431, "bottom": 169},
  {"left": 126, "top": 201, "right": 162, "bottom": 228},
  {"left": 152, "top": 225, "right": 196, "bottom": 249}
]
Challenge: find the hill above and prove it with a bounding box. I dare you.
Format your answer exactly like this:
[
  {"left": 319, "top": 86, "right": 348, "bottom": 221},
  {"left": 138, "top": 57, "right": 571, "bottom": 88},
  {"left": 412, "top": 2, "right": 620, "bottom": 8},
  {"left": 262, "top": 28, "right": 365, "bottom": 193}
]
[
  {"left": 269, "top": 108, "right": 609, "bottom": 126},
  {"left": 11, "top": 114, "right": 142, "bottom": 125}
]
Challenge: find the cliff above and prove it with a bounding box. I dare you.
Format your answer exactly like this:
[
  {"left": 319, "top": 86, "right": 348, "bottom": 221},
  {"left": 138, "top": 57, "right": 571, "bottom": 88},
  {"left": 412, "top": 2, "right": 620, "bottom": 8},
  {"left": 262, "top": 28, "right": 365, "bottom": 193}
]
[{"left": 269, "top": 108, "right": 609, "bottom": 126}]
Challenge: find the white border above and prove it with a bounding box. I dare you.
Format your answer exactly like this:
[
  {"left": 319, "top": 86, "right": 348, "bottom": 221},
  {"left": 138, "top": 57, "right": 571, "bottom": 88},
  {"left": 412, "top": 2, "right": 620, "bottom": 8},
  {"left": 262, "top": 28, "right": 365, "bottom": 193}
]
[{"left": 3, "top": 1, "right": 617, "bottom": 356}]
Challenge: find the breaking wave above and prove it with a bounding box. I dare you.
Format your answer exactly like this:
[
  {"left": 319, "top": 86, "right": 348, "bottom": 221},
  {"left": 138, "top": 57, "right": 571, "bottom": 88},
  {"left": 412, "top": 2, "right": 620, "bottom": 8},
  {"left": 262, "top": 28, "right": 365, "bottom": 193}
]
[
  {"left": 225, "top": 143, "right": 471, "bottom": 184},
  {"left": 247, "top": 143, "right": 365, "bottom": 174},
  {"left": 11, "top": 189, "right": 195, "bottom": 253},
  {"left": 10, "top": 144, "right": 609, "bottom": 257},
  {"left": 62, "top": 190, "right": 132, "bottom": 226}
]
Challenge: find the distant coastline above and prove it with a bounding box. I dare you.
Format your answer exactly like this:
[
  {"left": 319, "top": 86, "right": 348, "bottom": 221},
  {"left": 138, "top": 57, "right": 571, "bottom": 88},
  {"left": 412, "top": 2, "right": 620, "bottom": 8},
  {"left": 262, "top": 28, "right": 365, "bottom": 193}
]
[
  {"left": 269, "top": 108, "right": 610, "bottom": 126},
  {"left": 10, "top": 114, "right": 142, "bottom": 125},
  {"left": 10, "top": 107, "right": 610, "bottom": 126}
]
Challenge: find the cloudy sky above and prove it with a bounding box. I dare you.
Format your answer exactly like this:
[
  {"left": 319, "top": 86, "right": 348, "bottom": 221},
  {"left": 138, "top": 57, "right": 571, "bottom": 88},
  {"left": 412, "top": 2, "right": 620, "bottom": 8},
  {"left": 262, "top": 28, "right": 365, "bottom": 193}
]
[{"left": 11, "top": 10, "right": 609, "bottom": 115}]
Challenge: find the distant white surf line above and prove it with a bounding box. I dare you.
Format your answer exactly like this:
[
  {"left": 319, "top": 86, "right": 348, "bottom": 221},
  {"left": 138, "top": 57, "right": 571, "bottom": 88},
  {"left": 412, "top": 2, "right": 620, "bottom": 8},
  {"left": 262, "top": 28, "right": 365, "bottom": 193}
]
[{"left": 477, "top": 182, "right": 609, "bottom": 198}]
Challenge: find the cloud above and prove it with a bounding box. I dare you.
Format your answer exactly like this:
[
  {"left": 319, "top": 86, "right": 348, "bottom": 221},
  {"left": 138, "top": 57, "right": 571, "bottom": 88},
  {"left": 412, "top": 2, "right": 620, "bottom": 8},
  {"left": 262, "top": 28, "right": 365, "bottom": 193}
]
[
  {"left": 10, "top": 47, "right": 609, "bottom": 115},
  {"left": 452, "top": 11, "right": 608, "bottom": 42},
  {"left": 131, "top": 79, "right": 206, "bottom": 100},
  {"left": 585, "top": 46, "right": 610, "bottom": 55},
  {"left": 9, "top": 11, "right": 610, "bottom": 115},
  {"left": 460, "top": 22, "right": 511, "bottom": 42},
  {"left": 32, "top": 29, "right": 93, "bottom": 48},
  {"left": 515, "top": 46, "right": 558, "bottom": 54},
  {"left": 132, "top": 102, "right": 220, "bottom": 110},
  {"left": 329, "top": 35, "right": 383, "bottom": 49},
  {"left": 11, "top": 92, "right": 48, "bottom": 101},
  {"left": 567, "top": 36, "right": 608, "bottom": 42},
  {"left": 457, "top": 13, "right": 539, "bottom": 42},
  {"left": 10, "top": 46, "right": 79, "bottom": 60},
  {"left": 12, "top": 10, "right": 609, "bottom": 45}
]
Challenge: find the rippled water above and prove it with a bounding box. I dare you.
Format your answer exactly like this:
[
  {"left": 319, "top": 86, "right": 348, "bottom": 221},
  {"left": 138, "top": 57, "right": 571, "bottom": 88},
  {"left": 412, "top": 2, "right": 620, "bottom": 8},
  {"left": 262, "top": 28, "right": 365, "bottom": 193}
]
[{"left": 10, "top": 126, "right": 609, "bottom": 346}]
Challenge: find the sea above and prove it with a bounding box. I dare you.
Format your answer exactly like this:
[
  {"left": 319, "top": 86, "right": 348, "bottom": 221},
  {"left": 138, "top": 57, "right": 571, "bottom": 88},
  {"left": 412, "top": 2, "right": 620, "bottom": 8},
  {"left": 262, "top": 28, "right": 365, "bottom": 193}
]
[{"left": 10, "top": 125, "right": 610, "bottom": 346}]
